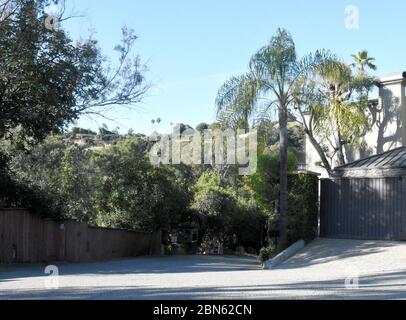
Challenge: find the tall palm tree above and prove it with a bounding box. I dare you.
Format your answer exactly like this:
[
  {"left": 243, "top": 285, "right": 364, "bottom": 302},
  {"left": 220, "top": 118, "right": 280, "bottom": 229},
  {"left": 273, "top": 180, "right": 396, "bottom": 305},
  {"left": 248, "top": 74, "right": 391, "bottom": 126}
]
[
  {"left": 351, "top": 50, "right": 377, "bottom": 75},
  {"left": 216, "top": 29, "right": 332, "bottom": 250}
]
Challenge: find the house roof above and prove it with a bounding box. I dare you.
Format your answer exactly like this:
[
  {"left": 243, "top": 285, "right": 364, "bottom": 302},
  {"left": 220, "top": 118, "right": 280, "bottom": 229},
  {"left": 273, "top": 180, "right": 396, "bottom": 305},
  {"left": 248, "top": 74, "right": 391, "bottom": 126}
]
[{"left": 336, "top": 147, "right": 406, "bottom": 171}]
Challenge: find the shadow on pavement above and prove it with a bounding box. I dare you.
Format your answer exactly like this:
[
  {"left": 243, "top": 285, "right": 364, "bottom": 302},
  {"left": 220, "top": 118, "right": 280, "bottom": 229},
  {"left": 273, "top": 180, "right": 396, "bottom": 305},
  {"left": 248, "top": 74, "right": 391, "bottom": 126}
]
[
  {"left": 1, "top": 270, "right": 406, "bottom": 300},
  {"left": 0, "top": 255, "right": 260, "bottom": 282}
]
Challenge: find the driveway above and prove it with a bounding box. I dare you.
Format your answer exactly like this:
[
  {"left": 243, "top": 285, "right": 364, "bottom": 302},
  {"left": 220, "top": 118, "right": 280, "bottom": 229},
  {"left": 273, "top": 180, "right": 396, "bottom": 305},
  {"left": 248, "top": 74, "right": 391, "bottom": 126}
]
[{"left": 1, "top": 238, "right": 406, "bottom": 300}]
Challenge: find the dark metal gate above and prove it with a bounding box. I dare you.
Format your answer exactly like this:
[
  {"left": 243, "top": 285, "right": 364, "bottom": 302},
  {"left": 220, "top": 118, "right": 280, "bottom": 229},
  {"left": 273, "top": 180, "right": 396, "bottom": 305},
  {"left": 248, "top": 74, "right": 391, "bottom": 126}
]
[{"left": 320, "top": 177, "right": 406, "bottom": 241}]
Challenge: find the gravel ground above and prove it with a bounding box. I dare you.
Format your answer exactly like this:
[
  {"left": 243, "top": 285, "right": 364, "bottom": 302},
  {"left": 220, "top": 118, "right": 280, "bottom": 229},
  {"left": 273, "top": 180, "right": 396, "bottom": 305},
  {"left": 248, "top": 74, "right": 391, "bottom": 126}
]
[{"left": 1, "top": 238, "right": 406, "bottom": 300}]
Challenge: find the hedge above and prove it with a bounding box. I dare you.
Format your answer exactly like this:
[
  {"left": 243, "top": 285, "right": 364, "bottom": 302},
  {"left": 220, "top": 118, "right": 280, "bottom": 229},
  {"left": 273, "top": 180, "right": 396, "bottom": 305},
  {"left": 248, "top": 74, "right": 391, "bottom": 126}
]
[{"left": 287, "top": 172, "right": 319, "bottom": 244}]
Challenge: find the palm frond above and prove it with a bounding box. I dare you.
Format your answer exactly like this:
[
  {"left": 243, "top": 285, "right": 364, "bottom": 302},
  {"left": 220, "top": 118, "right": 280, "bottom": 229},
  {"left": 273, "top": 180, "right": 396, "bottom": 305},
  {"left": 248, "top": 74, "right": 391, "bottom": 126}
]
[{"left": 215, "top": 73, "right": 259, "bottom": 129}]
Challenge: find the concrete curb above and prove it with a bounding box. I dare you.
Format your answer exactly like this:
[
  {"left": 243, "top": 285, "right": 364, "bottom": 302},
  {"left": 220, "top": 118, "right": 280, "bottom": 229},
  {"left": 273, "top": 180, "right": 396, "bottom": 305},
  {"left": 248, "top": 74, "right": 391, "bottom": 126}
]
[{"left": 263, "top": 240, "right": 306, "bottom": 270}]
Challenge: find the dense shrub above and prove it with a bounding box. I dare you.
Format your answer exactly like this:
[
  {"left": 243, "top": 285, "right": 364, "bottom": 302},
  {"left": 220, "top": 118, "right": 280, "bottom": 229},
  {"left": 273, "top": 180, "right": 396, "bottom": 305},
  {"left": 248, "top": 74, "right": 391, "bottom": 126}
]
[
  {"left": 258, "top": 243, "right": 277, "bottom": 264},
  {"left": 246, "top": 147, "right": 297, "bottom": 215},
  {"left": 3, "top": 137, "right": 193, "bottom": 231},
  {"left": 4, "top": 136, "right": 96, "bottom": 220},
  {"left": 287, "top": 173, "right": 319, "bottom": 243},
  {"left": 92, "top": 138, "right": 191, "bottom": 231},
  {"left": 0, "top": 164, "right": 60, "bottom": 218},
  {"left": 193, "top": 172, "right": 267, "bottom": 252}
]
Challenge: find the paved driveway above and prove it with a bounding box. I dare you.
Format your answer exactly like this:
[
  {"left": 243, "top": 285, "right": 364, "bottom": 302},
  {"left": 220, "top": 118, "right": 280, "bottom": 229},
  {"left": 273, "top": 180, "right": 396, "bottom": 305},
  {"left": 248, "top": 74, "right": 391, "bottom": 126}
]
[{"left": 1, "top": 238, "right": 406, "bottom": 300}]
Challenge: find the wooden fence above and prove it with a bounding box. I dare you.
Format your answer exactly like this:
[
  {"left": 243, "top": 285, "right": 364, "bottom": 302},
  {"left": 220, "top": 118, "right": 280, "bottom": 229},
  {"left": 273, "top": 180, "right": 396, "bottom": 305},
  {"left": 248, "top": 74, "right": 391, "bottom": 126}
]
[{"left": 0, "top": 209, "right": 162, "bottom": 263}]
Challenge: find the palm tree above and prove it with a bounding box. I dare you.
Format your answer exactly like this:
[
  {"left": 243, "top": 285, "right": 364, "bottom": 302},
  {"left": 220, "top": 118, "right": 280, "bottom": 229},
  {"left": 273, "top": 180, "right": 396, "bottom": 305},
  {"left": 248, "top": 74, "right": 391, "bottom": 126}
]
[
  {"left": 351, "top": 50, "right": 377, "bottom": 75},
  {"left": 313, "top": 61, "right": 368, "bottom": 166},
  {"left": 216, "top": 28, "right": 332, "bottom": 250},
  {"left": 293, "top": 56, "right": 375, "bottom": 175}
]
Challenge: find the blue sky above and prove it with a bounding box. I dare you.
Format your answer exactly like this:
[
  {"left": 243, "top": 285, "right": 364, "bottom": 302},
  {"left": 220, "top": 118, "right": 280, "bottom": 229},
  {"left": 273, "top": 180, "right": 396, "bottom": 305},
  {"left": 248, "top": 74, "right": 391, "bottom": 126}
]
[{"left": 62, "top": 0, "right": 406, "bottom": 134}]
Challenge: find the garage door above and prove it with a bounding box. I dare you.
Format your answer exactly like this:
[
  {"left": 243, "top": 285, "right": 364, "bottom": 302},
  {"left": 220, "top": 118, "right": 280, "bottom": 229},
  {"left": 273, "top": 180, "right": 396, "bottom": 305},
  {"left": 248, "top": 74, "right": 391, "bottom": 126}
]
[{"left": 320, "top": 177, "right": 406, "bottom": 241}]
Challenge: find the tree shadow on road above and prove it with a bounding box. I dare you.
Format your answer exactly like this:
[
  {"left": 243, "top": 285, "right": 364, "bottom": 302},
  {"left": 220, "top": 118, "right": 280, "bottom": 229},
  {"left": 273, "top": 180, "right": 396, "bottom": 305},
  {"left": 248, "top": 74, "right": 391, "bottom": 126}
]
[
  {"left": 0, "top": 255, "right": 261, "bottom": 282},
  {"left": 1, "top": 269, "right": 406, "bottom": 300}
]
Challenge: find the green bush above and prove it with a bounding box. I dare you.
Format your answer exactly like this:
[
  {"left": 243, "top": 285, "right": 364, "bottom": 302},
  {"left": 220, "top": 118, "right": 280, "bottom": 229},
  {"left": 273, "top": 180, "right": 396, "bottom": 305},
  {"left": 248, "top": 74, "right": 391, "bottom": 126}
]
[
  {"left": 246, "top": 147, "right": 297, "bottom": 215},
  {"left": 258, "top": 243, "right": 277, "bottom": 263},
  {"left": 287, "top": 173, "right": 319, "bottom": 243},
  {"left": 4, "top": 137, "right": 193, "bottom": 230},
  {"left": 91, "top": 138, "right": 192, "bottom": 231},
  {"left": 0, "top": 172, "right": 61, "bottom": 218},
  {"left": 192, "top": 172, "right": 267, "bottom": 252}
]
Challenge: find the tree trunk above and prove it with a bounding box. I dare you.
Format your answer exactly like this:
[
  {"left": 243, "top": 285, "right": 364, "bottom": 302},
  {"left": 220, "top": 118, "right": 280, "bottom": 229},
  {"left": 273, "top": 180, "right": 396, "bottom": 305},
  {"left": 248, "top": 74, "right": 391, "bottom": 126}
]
[
  {"left": 305, "top": 129, "right": 334, "bottom": 176},
  {"left": 336, "top": 131, "right": 346, "bottom": 166},
  {"left": 278, "top": 104, "right": 289, "bottom": 250},
  {"left": 297, "top": 106, "right": 334, "bottom": 176}
]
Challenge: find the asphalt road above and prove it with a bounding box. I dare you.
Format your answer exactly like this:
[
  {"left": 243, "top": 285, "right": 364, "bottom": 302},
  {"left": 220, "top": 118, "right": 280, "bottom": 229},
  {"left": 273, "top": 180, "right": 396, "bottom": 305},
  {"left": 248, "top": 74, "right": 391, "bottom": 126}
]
[{"left": 1, "top": 238, "right": 406, "bottom": 300}]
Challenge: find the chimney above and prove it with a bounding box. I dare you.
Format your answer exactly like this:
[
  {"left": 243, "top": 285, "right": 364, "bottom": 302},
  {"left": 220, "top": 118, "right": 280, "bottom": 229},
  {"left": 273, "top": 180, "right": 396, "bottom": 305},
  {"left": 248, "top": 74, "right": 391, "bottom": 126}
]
[{"left": 377, "top": 72, "right": 406, "bottom": 146}]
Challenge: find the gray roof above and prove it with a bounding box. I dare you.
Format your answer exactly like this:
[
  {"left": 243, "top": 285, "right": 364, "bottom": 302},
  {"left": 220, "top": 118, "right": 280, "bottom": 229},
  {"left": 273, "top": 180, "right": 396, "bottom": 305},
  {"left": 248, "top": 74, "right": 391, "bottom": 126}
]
[{"left": 336, "top": 147, "right": 406, "bottom": 170}]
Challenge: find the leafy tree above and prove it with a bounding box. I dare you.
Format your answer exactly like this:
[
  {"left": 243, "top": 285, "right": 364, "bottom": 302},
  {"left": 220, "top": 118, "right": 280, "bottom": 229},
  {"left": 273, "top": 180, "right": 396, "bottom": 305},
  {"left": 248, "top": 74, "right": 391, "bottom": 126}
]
[
  {"left": 92, "top": 138, "right": 190, "bottom": 231},
  {"left": 245, "top": 146, "right": 297, "bottom": 245},
  {"left": 47, "top": 145, "right": 96, "bottom": 221},
  {"left": 0, "top": 0, "right": 149, "bottom": 208},
  {"left": 294, "top": 58, "right": 376, "bottom": 174},
  {"left": 4, "top": 135, "right": 96, "bottom": 219},
  {"left": 192, "top": 172, "right": 224, "bottom": 219},
  {"left": 256, "top": 120, "right": 305, "bottom": 161},
  {"left": 246, "top": 147, "right": 297, "bottom": 214},
  {"left": 0, "top": 0, "right": 148, "bottom": 145},
  {"left": 7, "top": 135, "right": 70, "bottom": 190},
  {"left": 5, "top": 135, "right": 192, "bottom": 229},
  {"left": 192, "top": 171, "right": 266, "bottom": 252},
  {"left": 216, "top": 28, "right": 331, "bottom": 249}
]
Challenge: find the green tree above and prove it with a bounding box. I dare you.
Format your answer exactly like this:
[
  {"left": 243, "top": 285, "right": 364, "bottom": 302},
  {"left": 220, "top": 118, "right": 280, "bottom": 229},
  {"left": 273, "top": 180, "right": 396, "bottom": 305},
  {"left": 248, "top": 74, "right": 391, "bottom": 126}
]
[
  {"left": 245, "top": 146, "right": 297, "bottom": 244},
  {"left": 216, "top": 28, "right": 331, "bottom": 249},
  {"left": 5, "top": 134, "right": 192, "bottom": 228},
  {"left": 294, "top": 59, "right": 376, "bottom": 174},
  {"left": 0, "top": 0, "right": 149, "bottom": 207},
  {"left": 351, "top": 50, "right": 377, "bottom": 75},
  {"left": 92, "top": 138, "right": 190, "bottom": 231},
  {"left": 5, "top": 135, "right": 96, "bottom": 219},
  {"left": 47, "top": 145, "right": 96, "bottom": 221},
  {"left": 192, "top": 171, "right": 266, "bottom": 252},
  {"left": 0, "top": 0, "right": 148, "bottom": 145},
  {"left": 256, "top": 120, "right": 305, "bottom": 162},
  {"left": 246, "top": 147, "right": 297, "bottom": 214}
]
